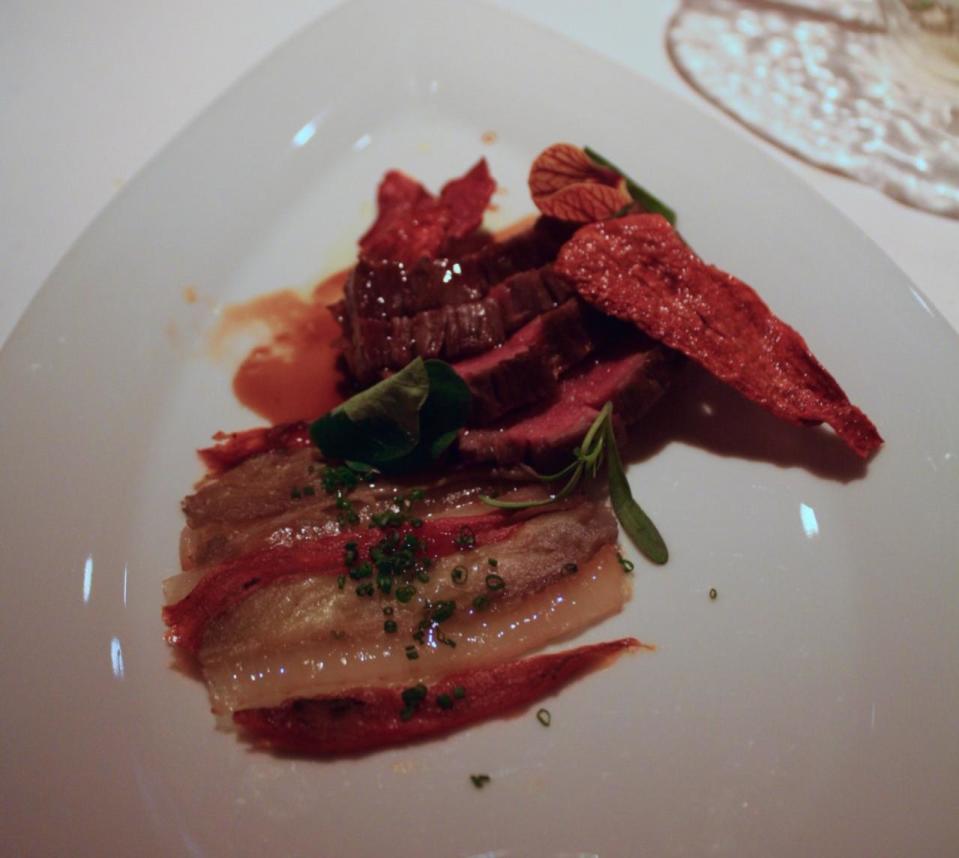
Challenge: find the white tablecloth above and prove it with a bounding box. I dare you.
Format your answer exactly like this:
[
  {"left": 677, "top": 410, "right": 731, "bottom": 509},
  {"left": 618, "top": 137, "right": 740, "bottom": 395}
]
[{"left": 2, "top": 0, "right": 957, "bottom": 348}]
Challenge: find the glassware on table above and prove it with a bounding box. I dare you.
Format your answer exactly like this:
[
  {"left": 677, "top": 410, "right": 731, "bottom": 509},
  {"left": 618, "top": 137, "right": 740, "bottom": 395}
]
[
  {"left": 666, "top": 0, "right": 959, "bottom": 219},
  {"left": 880, "top": 0, "right": 959, "bottom": 82}
]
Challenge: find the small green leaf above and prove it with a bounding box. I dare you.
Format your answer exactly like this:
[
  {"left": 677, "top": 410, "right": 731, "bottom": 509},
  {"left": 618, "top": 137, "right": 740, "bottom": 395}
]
[
  {"left": 421, "top": 360, "right": 472, "bottom": 456},
  {"left": 583, "top": 146, "right": 677, "bottom": 225},
  {"left": 310, "top": 357, "right": 471, "bottom": 471},
  {"left": 311, "top": 409, "right": 415, "bottom": 464},
  {"left": 604, "top": 421, "right": 668, "bottom": 564},
  {"left": 339, "top": 357, "right": 430, "bottom": 440},
  {"left": 311, "top": 358, "right": 430, "bottom": 465},
  {"left": 429, "top": 428, "right": 461, "bottom": 459}
]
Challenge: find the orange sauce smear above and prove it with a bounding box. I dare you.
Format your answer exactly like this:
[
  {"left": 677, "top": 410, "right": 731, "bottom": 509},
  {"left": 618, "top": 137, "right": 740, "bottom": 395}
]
[
  {"left": 216, "top": 219, "right": 534, "bottom": 425},
  {"left": 218, "top": 271, "right": 349, "bottom": 424}
]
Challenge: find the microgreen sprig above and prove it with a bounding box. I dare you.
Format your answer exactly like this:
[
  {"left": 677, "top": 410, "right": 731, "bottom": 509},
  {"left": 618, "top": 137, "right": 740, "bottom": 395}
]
[{"left": 480, "top": 402, "right": 667, "bottom": 565}]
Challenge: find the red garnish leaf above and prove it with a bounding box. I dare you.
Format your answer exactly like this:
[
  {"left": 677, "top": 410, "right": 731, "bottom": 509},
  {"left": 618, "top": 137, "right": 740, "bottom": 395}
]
[
  {"left": 529, "top": 143, "right": 630, "bottom": 222},
  {"left": 555, "top": 214, "right": 882, "bottom": 458},
  {"left": 233, "top": 637, "right": 644, "bottom": 755},
  {"left": 358, "top": 159, "right": 495, "bottom": 265}
]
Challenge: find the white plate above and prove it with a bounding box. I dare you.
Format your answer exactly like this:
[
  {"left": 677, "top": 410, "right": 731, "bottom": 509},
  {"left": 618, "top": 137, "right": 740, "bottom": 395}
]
[{"left": 2, "top": 1, "right": 958, "bottom": 855}]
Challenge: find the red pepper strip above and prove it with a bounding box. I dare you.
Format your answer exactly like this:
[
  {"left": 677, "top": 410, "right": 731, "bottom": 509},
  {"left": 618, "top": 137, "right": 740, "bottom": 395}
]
[
  {"left": 198, "top": 421, "right": 311, "bottom": 475},
  {"left": 233, "top": 637, "right": 644, "bottom": 755},
  {"left": 358, "top": 159, "right": 495, "bottom": 265},
  {"left": 163, "top": 511, "right": 521, "bottom": 653},
  {"left": 555, "top": 215, "right": 882, "bottom": 458},
  {"left": 438, "top": 158, "right": 497, "bottom": 239}
]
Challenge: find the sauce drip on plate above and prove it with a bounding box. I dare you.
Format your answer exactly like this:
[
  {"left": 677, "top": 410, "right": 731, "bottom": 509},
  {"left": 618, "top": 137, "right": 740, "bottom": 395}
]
[{"left": 221, "top": 270, "right": 349, "bottom": 423}]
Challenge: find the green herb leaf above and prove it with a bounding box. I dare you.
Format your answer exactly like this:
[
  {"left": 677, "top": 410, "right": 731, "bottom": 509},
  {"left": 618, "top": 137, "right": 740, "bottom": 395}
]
[
  {"left": 309, "top": 357, "right": 471, "bottom": 471},
  {"left": 604, "top": 421, "right": 668, "bottom": 564},
  {"left": 480, "top": 401, "right": 669, "bottom": 565},
  {"left": 479, "top": 461, "right": 584, "bottom": 509},
  {"left": 583, "top": 146, "right": 677, "bottom": 225},
  {"left": 340, "top": 357, "right": 429, "bottom": 437},
  {"left": 422, "top": 360, "right": 472, "bottom": 443},
  {"left": 311, "top": 363, "right": 425, "bottom": 464}
]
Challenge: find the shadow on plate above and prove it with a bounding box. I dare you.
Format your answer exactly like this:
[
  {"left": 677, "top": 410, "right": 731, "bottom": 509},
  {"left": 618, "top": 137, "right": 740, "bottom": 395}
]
[{"left": 625, "top": 365, "right": 870, "bottom": 483}]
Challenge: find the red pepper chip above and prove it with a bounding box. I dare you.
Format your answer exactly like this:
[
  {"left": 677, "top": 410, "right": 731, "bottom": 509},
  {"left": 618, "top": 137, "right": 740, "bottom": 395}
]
[
  {"left": 555, "top": 214, "right": 882, "bottom": 458},
  {"left": 358, "top": 159, "right": 495, "bottom": 265}
]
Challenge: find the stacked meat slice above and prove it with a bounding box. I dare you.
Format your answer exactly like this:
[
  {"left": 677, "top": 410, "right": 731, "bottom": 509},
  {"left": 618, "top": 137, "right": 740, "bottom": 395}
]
[{"left": 335, "top": 212, "right": 681, "bottom": 468}]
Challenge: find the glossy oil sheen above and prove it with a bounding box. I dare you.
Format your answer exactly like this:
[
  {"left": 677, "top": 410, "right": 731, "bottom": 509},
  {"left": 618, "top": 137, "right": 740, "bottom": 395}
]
[{"left": 200, "top": 545, "right": 629, "bottom": 712}]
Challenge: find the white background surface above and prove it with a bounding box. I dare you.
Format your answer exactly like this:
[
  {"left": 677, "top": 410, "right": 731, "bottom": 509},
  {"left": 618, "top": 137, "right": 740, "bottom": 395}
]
[
  {"left": 1, "top": 0, "right": 958, "bottom": 350},
  {"left": 2, "top": 3, "right": 958, "bottom": 856}
]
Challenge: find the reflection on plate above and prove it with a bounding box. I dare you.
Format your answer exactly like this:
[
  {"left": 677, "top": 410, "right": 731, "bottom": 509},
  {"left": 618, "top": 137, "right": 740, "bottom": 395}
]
[{"left": 1, "top": 0, "right": 957, "bottom": 855}]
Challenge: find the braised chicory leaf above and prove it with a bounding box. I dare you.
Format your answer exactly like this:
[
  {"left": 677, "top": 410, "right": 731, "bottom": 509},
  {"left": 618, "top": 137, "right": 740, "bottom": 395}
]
[
  {"left": 583, "top": 146, "right": 677, "bottom": 226},
  {"left": 310, "top": 357, "right": 471, "bottom": 471}
]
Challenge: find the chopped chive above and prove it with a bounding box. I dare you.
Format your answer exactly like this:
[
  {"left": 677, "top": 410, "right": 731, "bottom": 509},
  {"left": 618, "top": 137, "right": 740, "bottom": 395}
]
[
  {"left": 336, "top": 574, "right": 346, "bottom": 590},
  {"left": 302, "top": 485, "right": 316, "bottom": 497},
  {"left": 384, "top": 619, "right": 398, "bottom": 634},
  {"left": 404, "top": 645, "right": 419, "bottom": 660},
  {"left": 411, "top": 517, "right": 424, "bottom": 528},
  {"left": 409, "top": 488, "right": 425, "bottom": 501},
  {"left": 487, "top": 558, "right": 498, "bottom": 567},
  {"left": 355, "top": 582, "right": 375, "bottom": 597},
  {"left": 472, "top": 595, "right": 489, "bottom": 611},
  {"left": 455, "top": 525, "right": 476, "bottom": 550},
  {"left": 617, "top": 553, "right": 635, "bottom": 574},
  {"left": 431, "top": 600, "right": 456, "bottom": 623},
  {"left": 416, "top": 569, "right": 430, "bottom": 583},
  {"left": 290, "top": 487, "right": 302, "bottom": 499},
  {"left": 377, "top": 574, "right": 393, "bottom": 594},
  {"left": 709, "top": 587, "right": 718, "bottom": 600},
  {"left": 451, "top": 566, "right": 468, "bottom": 584},
  {"left": 453, "top": 685, "right": 466, "bottom": 699},
  {"left": 536, "top": 708, "right": 552, "bottom": 727},
  {"left": 401, "top": 683, "right": 428, "bottom": 705},
  {"left": 562, "top": 562, "right": 579, "bottom": 575},
  {"left": 396, "top": 585, "right": 416, "bottom": 604},
  {"left": 436, "top": 693, "right": 454, "bottom": 710},
  {"left": 485, "top": 573, "right": 505, "bottom": 591},
  {"left": 470, "top": 774, "right": 491, "bottom": 789}
]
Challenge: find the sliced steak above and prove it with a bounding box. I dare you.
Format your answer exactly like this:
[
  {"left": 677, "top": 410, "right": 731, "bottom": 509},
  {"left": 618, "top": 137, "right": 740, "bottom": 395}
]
[
  {"left": 455, "top": 298, "right": 598, "bottom": 424},
  {"left": 458, "top": 341, "right": 680, "bottom": 469},
  {"left": 342, "top": 267, "right": 574, "bottom": 383},
  {"left": 342, "top": 217, "right": 573, "bottom": 322}
]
